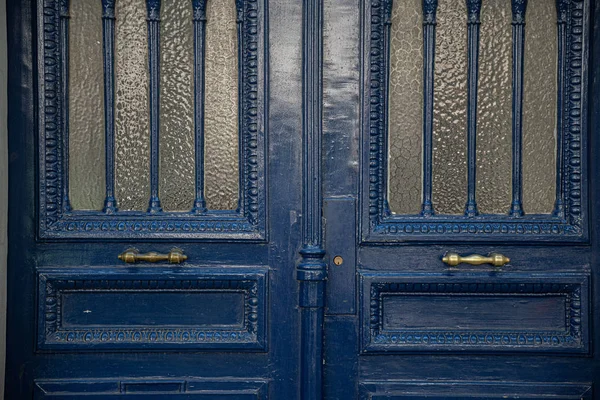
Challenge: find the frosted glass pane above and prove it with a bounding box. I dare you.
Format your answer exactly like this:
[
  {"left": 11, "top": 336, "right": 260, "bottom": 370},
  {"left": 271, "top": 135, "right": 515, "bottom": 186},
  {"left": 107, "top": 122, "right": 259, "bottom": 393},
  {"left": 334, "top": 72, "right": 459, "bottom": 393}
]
[
  {"left": 523, "top": 0, "right": 556, "bottom": 214},
  {"left": 159, "top": 0, "right": 195, "bottom": 211},
  {"left": 69, "top": 0, "right": 105, "bottom": 210},
  {"left": 114, "top": 0, "right": 150, "bottom": 211},
  {"left": 387, "top": 0, "right": 423, "bottom": 215},
  {"left": 432, "top": 0, "right": 467, "bottom": 215},
  {"left": 204, "top": 0, "right": 239, "bottom": 210},
  {"left": 476, "top": 0, "right": 512, "bottom": 214}
]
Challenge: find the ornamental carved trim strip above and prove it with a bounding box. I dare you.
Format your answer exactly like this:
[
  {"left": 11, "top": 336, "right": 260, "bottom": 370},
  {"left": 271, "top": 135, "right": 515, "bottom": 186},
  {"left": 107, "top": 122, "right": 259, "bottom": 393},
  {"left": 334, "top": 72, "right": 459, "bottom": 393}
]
[
  {"left": 364, "top": 0, "right": 586, "bottom": 241},
  {"left": 39, "top": 275, "right": 263, "bottom": 349},
  {"left": 365, "top": 280, "right": 585, "bottom": 351},
  {"left": 39, "top": 0, "right": 265, "bottom": 238}
]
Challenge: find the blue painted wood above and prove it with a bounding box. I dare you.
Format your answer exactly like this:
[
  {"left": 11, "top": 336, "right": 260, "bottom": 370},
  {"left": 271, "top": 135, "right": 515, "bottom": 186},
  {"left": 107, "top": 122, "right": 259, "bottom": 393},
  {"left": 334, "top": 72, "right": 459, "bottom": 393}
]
[
  {"left": 464, "top": 0, "right": 481, "bottom": 217},
  {"left": 324, "top": 197, "right": 356, "bottom": 315},
  {"left": 297, "top": 0, "right": 327, "bottom": 397},
  {"left": 34, "top": 378, "right": 268, "bottom": 399},
  {"left": 359, "top": 382, "right": 592, "bottom": 399},
  {"left": 192, "top": 0, "right": 207, "bottom": 214},
  {"left": 5, "top": 0, "right": 600, "bottom": 397},
  {"left": 361, "top": 0, "right": 588, "bottom": 242},
  {"left": 421, "top": 0, "right": 437, "bottom": 217},
  {"left": 101, "top": 0, "right": 117, "bottom": 214},
  {"left": 146, "top": 0, "right": 162, "bottom": 213},
  {"left": 36, "top": 0, "right": 267, "bottom": 239},
  {"left": 553, "top": 0, "right": 569, "bottom": 218},
  {"left": 58, "top": 0, "right": 71, "bottom": 213},
  {"left": 37, "top": 267, "right": 267, "bottom": 351},
  {"left": 509, "top": 0, "right": 527, "bottom": 217},
  {"left": 360, "top": 272, "right": 589, "bottom": 353}
]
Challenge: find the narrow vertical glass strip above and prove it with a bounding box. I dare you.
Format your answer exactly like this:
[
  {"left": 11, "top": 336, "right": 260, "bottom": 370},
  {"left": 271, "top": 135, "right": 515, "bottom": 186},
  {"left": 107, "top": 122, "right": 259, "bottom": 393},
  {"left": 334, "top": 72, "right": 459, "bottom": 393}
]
[
  {"left": 509, "top": 0, "right": 528, "bottom": 216},
  {"left": 115, "top": 0, "right": 150, "bottom": 211},
  {"left": 191, "top": 0, "right": 208, "bottom": 213},
  {"left": 102, "top": 0, "right": 118, "bottom": 213},
  {"left": 69, "top": 0, "right": 105, "bottom": 211},
  {"left": 146, "top": 0, "right": 163, "bottom": 213},
  {"left": 421, "top": 0, "right": 438, "bottom": 216},
  {"left": 159, "top": 0, "right": 195, "bottom": 212},
  {"left": 432, "top": 0, "right": 467, "bottom": 215},
  {"left": 204, "top": 0, "right": 239, "bottom": 210},
  {"left": 522, "top": 0, "right": 556, "bottom": 214},
  {"left": 464, "top": 0, "right": 482, "bottom": 217},
  {"left": 476, "top": 0, "right": 512, "bottom": 215},
  {"left": 387, "top": 0, "right": 423, "bottom": 215},
  {"left": 553, "top": 0, "right": 568, "bottom": 217},
  {"left": 59, "top": 0, "right": 71, "bottom": 212}
]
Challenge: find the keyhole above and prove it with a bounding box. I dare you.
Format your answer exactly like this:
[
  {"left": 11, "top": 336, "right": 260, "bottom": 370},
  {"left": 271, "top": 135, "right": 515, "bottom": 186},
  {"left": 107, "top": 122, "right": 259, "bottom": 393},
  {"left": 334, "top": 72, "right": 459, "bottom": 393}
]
[{"left": 333, "top": 256, "right": 344, "bottom": 266}]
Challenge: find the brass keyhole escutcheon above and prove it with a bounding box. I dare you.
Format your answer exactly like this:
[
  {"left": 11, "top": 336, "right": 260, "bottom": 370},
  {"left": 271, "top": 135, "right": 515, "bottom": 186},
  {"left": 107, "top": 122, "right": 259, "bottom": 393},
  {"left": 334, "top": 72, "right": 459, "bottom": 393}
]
[{"left": 333, "top": 256, "right": 344, "bottom": 266}]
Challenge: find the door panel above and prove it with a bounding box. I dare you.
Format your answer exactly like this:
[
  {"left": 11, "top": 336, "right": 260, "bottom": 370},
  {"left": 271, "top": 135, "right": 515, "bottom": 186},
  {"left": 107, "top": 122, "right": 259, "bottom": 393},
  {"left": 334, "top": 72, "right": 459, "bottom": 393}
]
[{"left": 6, "top": 0, "right": 302, "bottom": 397}]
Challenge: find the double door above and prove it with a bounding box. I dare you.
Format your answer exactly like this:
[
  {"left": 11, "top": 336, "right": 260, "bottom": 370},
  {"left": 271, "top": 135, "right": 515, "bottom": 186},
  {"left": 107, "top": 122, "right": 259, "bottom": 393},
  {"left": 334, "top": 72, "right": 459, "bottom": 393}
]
[{"left": 5, "top": 0, "right": 600, "bottom": 398}]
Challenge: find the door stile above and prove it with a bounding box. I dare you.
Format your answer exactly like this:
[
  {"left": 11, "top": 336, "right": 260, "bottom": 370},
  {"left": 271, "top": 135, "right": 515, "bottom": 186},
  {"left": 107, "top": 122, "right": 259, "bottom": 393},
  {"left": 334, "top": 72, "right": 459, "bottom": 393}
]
[{"left": 297, "top": 0, "right": 327, "bottom": 398}]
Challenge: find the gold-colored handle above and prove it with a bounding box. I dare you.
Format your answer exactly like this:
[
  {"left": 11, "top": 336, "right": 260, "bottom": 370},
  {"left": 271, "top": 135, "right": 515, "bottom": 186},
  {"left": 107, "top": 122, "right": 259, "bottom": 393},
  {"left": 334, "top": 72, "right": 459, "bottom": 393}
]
[
  {"left": 118, "top": 248, "right": 187, "bottom": 264},
  {"left": 442, "top": 252, "right": 510, "bottom": 267}
]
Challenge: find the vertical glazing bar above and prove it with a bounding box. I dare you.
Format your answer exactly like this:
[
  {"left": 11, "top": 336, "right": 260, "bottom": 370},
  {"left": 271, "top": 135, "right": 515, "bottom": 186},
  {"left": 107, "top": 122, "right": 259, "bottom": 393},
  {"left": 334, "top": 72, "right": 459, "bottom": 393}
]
[
  {"left": 297, "top": 0, "right": 327, "bottom": 398},
  {"left": 101, "top": 0, "right": 118, "bottom": 213},
  {"left": 146, "top": 0, "right": 163, "bottom": 212},
  {"left": 421, "top": 0, "right": 438, "bottom": 216},
  {"left": 236, "top": 0, "right": 244, "bottom": 213},
  {"left": 464, "top": 0, "right": 481, "bottom": 216},
  {"left": 382, "top": 0, "right": 392, "bottom": 215},
  {"left": 59, "top": 0, "right": 72, "bottom": 212},
  {"left": 553, "top": 0, "right": 568, "bottom": 217},
  {"left": 509, "top": 0, "right": 528, "bottom": 217},
  {"left": 191, "top": 0, "right": 207, "bottom": 213}
]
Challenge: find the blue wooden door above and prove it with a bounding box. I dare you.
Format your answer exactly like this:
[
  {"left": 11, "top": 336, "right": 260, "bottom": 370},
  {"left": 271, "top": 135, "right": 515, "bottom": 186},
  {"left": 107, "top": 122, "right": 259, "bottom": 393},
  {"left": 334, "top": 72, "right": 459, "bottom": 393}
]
[
  {"left": 5, "top": 0, "right": 600, "bottom": 398},
  {"left": 5, "top": 0, "right": 305, "bottom": 397},
  {"left": 319, "top": 0, "right": 600, "bottom": 398}
]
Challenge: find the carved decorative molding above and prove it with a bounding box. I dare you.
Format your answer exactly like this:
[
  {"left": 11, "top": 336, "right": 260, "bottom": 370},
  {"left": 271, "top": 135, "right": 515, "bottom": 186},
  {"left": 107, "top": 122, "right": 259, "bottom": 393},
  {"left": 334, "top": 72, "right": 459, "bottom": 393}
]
[
  {"left": 38, "top": 0, "right": 266, "bottom": 239},
  {"left": 362, "top": 0, "right": 588, "bottom": 242},
  {"left": 37, "top": 268, "right": 267, "bottom": 351},
  {"left": 361, "top": 273, "right": 589, "bottom": 353}
]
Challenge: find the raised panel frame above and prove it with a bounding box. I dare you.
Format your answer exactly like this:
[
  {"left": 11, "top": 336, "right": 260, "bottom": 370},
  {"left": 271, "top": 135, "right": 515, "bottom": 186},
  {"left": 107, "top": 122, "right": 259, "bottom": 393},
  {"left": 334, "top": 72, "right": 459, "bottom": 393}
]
[
  {"left": 360, "top": 272, "right": 590, "bottom": 354},
  {"left": 360, "top": 0, "right": 589, "bottom": 243},
  {"left": 37, "top": 0, "right": 267, "bottom": 240},
  {"left": 34, "top": 378, "right": 268, "bottom": 399},
  {"left": 37, "top": 267, "right": 267, "bottom": 351},
  {"left": 359, "top": 381, "right": 593, "bottom": 399}
]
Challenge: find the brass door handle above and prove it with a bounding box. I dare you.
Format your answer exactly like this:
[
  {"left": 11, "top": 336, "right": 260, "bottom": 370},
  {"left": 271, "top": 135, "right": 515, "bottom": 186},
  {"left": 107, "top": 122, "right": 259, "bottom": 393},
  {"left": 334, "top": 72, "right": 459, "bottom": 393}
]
[
  {"left": 442, "top": 252, "right": 510, "bottom": 267},
  {"left": 118, "top": 248, "right": 187, "bottom": 264}
]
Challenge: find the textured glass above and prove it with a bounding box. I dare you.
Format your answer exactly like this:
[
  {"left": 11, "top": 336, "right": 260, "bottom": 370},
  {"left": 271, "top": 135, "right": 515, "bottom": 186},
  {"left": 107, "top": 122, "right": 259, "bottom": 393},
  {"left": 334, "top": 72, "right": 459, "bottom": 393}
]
[
  {"left": 114, "top": 0, "right": 150, "bottom": 211},
  {"left": 159, "top": 0, "right": 195, "bottom": 211},
  {"left": 387, "top": 0, "right": 423, "bottom": 215},
  {"left": 69, "top": 0, "right": 105, "bottom": 210},
  {"left": 522, "top": 0, "right": 556, "bottom": 214},
  {"left": 432, "top": 0, "right": 467, "bottom": 214},
  {"left": 204, "top": 0, "right": 239, "bottom": 210},
  {"left": 476, "top": 0, "right": 512, "bottom": 214}
]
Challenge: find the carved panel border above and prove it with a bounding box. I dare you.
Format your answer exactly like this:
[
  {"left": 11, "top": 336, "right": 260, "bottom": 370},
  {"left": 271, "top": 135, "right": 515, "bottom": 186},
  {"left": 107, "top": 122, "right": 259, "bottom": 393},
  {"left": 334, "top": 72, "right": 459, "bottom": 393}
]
[
  {"left": 37, "top": 268, "right": 267, "bottom": 351},
  {"left": 360, "top": 0, "right": 589, "bottom": 243},
  {"left": 359, "top": 381, "right": 592, "bottom": 399},
  {"left": 37, "top": 0, "right": 266, "bottom": 240},
  {"left": 360, "top": 273, "right": 590, "bottom": 353},
  {"left": 35, "top": 378, "right": 268, "bottom": 399}
]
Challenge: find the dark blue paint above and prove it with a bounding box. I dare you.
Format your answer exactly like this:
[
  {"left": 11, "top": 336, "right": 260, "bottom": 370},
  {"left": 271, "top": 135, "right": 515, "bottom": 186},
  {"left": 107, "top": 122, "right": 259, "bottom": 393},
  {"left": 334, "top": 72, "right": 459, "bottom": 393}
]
[
  {"left": 509, "top": 0, "right": 527, "bottom": 217},
  {"left": 146, "top": 0, "right": 162, "bottom": 213},
  {"left": 102, "top": 0, "right": 117, "bottom": 214},
  {"left": 464, "top": 0, "right": 481, "bottom": 217},
  {"left": 5, "top": 0, "right": 600, "bottom": 398},
  {"left": 59, "top": 0, "right": 71, "bottom": 213},
  {"left": 421, "top": 0, "right": 437, "bottom": 217},
  {"left": 192, "top": 0, "right": 207, "bottom": 214}
]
